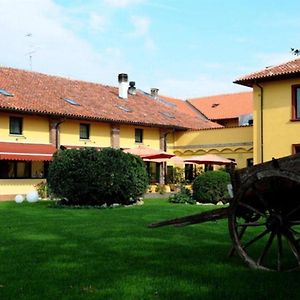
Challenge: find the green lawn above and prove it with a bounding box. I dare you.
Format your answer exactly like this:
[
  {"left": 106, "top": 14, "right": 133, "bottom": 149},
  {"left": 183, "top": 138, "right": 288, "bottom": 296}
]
[{"left": 0, "top": 199, "right": 299, "bottom": 300}]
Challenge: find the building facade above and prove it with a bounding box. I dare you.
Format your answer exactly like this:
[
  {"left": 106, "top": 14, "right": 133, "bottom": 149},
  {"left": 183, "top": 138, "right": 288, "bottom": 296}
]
[
  {"left": 235, "top": 58, "right": 300, "bottom": 164},
  {"left": 0, "top": 67, "right": 222, "bottom": 199}
]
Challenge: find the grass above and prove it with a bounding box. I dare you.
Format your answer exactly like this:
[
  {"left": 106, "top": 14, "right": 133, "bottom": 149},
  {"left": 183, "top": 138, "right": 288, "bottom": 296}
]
[{"left": 0, "top": 199, "right": 299, "bottom": 300}]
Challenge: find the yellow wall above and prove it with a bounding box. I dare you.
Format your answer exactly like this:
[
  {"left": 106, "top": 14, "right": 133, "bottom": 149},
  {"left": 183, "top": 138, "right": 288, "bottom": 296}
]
[
  {"left": 0, "top": 179, "right": 46, "bottom": 199},
  {"left": 0, "top": 111, "right": 176, "bottom": 152},
  {"left": 0, "top": 112, "right": 49, "bottom": 144},
  {"left": 253, "top": 78, "right": 300, "bottom": 163},
  {"left": 172, "top": 126, "right": 253, "bottom": 168},
  {"left": 59, "top": 120, "right": 111, "bottom": 147},
  {"left": 166, "top": 131, "right": 175, "bottom": 152},
  {"left": 120, "top": 125, "right": 160, "bottom": 149}
]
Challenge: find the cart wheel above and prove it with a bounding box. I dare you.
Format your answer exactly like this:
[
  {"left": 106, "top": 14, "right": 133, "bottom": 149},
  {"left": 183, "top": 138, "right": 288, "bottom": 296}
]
[{"left": 228, "top": 169, "right": 300, "bottom": 271}]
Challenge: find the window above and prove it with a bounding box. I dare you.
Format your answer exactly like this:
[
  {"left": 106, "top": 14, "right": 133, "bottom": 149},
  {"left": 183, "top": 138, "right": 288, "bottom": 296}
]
[
  {"left": 0, "top": 88, "right": 13, "bottom": 97},
  {"left": 9, "top": 116, "right": 23, "bottom": 135},
  {"left": 185, "top": 164, "right": 195, "bottom": 182},
  {"left": 0, "top": 161, "right": 31, "bottom": 179},
  {"left": 292, "top": 144, "right": 300, "bottom": 154},
  {"left": 63, "top": 97, "right": 80, "bottom": 106},
  {"left": 247, "top": 158, "right": 254, "bottom": 167},
  {"left": 292, "top": 85, "right": 300, "bottom": 120},
  {"left": 135, "top": 128, "right": 143, "bottom": 143},
  {"left": 160, "top": 111, "right": 175, "bottom": 119},
  {"left": 80, "top": 123, "right": 90, "bottom": 139},
  {"left": 116, "top": 105, "right": 132, "bottom": 113},
  {"left": 145, "top": 162, "right": 160, "bottom": 183}
]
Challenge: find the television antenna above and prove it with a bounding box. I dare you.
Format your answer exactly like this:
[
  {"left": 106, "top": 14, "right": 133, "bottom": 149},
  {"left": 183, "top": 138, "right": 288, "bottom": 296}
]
[{"left": 25, "top": 33, "right": 36, "bottom": 70}]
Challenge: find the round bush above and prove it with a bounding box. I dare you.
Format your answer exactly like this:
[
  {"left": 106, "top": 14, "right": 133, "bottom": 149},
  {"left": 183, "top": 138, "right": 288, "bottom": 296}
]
[
  {"left": 192, "top": 170, "right": 231, "bottom": 204},
  {"left": 48, "top": 147, "right": 149, "bottom": 206}
]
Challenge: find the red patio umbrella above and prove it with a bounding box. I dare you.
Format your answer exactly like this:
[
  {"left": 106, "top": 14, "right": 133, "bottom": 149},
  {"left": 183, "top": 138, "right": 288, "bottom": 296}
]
[
  {"left": 184, "top": 154, "right": 235, "bottom": 165},
  {"left": 143, "top": 155, "right": 185, "bottom": 163},
  {"left": 123, "top": 145, "right": 175, "bottom": 160}
]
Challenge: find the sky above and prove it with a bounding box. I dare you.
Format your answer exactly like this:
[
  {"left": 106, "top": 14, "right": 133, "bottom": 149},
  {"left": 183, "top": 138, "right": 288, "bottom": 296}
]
[{"left": 1, "top": 0, "right": 300, "bottom": 99}]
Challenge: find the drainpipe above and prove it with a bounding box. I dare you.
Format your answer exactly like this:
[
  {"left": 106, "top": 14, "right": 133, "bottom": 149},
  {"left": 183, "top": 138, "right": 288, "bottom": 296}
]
[
  {"left": 256, "top": 83, "right": 264, "bottom": 163},
  {"left": 159, "top": 130, "right": 172, "bottom": 185},
  {"left": 55, "top": 120, "right": 65, "bottom": 149}
]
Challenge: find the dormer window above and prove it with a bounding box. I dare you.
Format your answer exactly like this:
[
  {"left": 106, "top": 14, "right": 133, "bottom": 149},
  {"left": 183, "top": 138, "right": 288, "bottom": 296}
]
[
  {"left": 63, "top": 97, "right": 80, "bottom": 106},
  {"left": 160, "top": 111, "right": 175, "bottom": 119},
  {"left": 0, "top": 88, "right": 13, "bottom": 97}
]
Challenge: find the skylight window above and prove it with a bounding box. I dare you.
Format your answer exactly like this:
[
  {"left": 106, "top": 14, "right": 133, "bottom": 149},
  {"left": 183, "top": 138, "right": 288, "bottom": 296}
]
[
  {"left": 117, "top": 105, "right": 132, "bottom": 113},
  {"left": 0, "top": 88, "right": 13, "bottom": 97},
  {"left": 160, "top": 111, "right": 175, "bottom": 119},
  {"left": 63, "top": 97, "right": 80, "bottom": 106}
]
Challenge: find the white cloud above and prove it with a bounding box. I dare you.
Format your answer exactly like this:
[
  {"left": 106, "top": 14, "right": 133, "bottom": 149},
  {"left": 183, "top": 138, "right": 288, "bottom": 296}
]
[
  {"left": 145, "top": 37, "right": 157, "bottom": 52},
  {"left": 0, "top": 0, "right": 129, "bottom": 86},
  {"left": 89, "top": 13, "right": 107, "bottom": 32},
  {"left": 103, "top": 0, "right": 146, "bottom": 8},
  {"left": 129, "top": 16, "right": 150, "bottom": 37},
  {"left": 158, "top": 75, "right": 250, "bottom": 99},
  {"left": 127, "top": 15, "right": 157, "bottom": 52}
]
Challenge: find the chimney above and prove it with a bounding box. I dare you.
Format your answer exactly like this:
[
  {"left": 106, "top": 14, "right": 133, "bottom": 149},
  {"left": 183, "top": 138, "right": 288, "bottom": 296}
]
[
  {"left": 118, "top": 73, "right": 128, "bottom": 99},
  {"left": 128, "top": 81, "right": 136, "bottom": 95},
  {"left": 151, "top": 88, "right": 159, "bottom": 100}
]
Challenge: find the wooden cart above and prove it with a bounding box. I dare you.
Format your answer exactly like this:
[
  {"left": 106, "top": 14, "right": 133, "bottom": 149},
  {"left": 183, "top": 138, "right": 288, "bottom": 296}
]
[{"left": 149, "top": 153, "right": 300, "bottom": 271}]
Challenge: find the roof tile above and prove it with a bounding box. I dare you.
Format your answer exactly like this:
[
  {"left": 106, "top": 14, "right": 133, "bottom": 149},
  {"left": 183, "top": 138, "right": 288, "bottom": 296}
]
[
  {"left": 187, "top": 92, "right": 253, "bottom": 120},
  {"left": 0, "top": 67, "right": 221, "bottom": 130},
  {"left": 234, "top": 58, "right": 300, "bottom": 86}
]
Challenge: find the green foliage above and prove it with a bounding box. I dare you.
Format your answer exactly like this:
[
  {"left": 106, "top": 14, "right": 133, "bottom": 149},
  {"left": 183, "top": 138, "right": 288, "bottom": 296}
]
[
  {"left": 34, "top": 181, "right": 49, "bottom": 199},
  {"left": 48, "top": 147, "right": 149, "bottom": 206},
  {"left": 169, "top": 185, "right": 196, "bottom": 204},
  {"left": 192, "top": 170, "right": 231, "bottom": 204},
  {"left": 171, "top": 167, "right": 185, "bottom": 184}
]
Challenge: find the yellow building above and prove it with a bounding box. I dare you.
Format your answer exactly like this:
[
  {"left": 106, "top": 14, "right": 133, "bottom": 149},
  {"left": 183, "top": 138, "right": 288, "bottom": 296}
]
[
  {"left": 0, "top": 68, "right": 220, "bottom": 200},
  {"left": 235, "top": 58, "right": 300, "bottom": 164},
  {"left": 160, "top": 93, "right": 254, "bottom": 173},
  {"left": 173, "top": 126, "right": 253, "bottom": 168}
]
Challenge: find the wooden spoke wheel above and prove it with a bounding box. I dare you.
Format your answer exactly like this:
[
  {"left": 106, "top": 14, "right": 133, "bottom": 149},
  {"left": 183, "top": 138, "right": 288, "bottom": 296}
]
[{"left": 228, "top": 169, "right": 300, "bottom": 271}]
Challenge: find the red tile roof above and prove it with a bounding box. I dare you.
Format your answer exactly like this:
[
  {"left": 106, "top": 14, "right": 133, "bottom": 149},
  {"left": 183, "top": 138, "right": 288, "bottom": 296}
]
[
  {"left": 187, "top": 92, "right": 253, "bottom": 120},
  {"left": 0, "top": 142, "right": 56, "bottom": 161},
  {"left": 234, "top": 58, "right": 300, "bottom": 87},
  {"left": 0, "top": 67, "right": 221, "bottom": 130},
  {"left": 158, "top": 95, "right": 200, "bottom": 117}
]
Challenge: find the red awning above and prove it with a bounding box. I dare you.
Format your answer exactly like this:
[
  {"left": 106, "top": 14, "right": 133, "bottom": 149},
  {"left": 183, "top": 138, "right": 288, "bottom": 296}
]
[{"left": 0, "top": 142, "right": 56, "bottom": 161}]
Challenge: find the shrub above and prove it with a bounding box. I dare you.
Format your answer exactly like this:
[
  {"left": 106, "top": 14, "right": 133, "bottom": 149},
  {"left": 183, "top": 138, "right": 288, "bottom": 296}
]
[
  {"left": 169, "top": 185, "right": 196, "bottom": 204},
  {"left": 34, "top": 181, "right": 49, "bottom": 199},
  {"left": 48, "top": 147, "right": 149, "bottom": 206},
  {"left": 192, "top": 170, "right": 231, "bottom": 204}
]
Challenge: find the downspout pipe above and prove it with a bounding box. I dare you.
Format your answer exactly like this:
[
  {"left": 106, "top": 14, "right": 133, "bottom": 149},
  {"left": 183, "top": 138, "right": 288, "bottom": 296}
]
[
  {"left": 55, "top": 120, "right": 65, "bottom": 149},
  {"left": 256, "top": 83, "right": 264, "bottom": 163}
]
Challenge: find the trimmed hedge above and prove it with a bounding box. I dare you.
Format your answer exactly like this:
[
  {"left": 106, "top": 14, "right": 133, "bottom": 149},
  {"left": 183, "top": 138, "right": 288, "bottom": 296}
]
[
  {"left": 192, "top": 170, "right": 231, "bottom": 204},
  {"left": 48, "top": 147, "right": 149, "bottom": 206}
]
